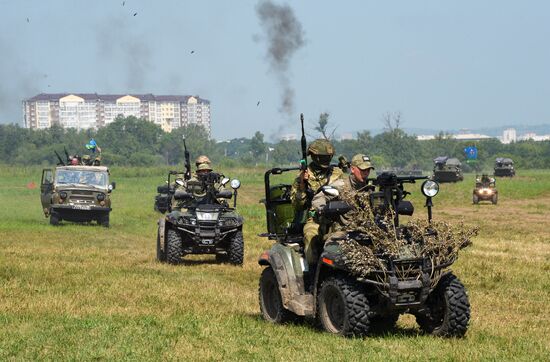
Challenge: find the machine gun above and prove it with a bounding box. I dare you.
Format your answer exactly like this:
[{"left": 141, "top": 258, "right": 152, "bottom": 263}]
[
  {"left": 183, "top": 136, "right": 191, "bottom": 181},
  {"left": 54, "top": 150, "right": 66, "bottom": 166},
  {"left": 300, "top": 113, "right": 307, "bottom": 172},
  {"left": 366, "top": 172, "right": 428, "bottom": 226}
]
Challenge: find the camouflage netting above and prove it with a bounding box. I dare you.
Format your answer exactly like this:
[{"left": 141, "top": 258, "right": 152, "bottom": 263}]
[{"left": 328, "top": 189, "right": 477, "bottom": 279}]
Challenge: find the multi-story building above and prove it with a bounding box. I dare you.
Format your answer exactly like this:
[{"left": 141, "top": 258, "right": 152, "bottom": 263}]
[
  {"left": 23, "top": 93, "right": 211, "bottom": 135},
  {"left": 502, "top": 128, "right": 517, "bottom": 144}
]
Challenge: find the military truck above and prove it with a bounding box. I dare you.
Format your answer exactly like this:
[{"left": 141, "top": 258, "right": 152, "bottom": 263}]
[
  {"left": 156, "top": 172, "right": 244, "bottom": 265},
  {"left": 432, "top": 156, "right": 463, "bottom": 183},
  {"left": 258, "top": 168, "right": 471, "bottom": 337},
  {"left": 40, "top": 165, "right": 115, "bottom": 226},
  {"left": 473, "top": 174, "right": 498, "bottom": 205},
  {"left": 494, "top": 157, "right": 515, "bottom": 177}
]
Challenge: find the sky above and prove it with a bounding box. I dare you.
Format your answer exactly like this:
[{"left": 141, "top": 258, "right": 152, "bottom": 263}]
[{"left": 1, "top": 0, "right": 549, "bottom": 140}]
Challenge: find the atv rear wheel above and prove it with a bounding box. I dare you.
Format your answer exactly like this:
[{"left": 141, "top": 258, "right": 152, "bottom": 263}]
[
  {"left": 156, "top": 227, "right": 166, "bottom": 262},
  {"left": 166, "top": 228, "right": 183, "bottom": 264},
  {"left": 259, "top": 267, "right": 299, "bottom": 323},
  {"left": 228, "top": 231, "right": 244, "bottom": 265},
  {"left": 49, "top": 211, "right": 60, "bottom": 226},
  {"left": 318, "top": 275, "right": 371, "bottom": 336},
  {"left": 416, "top": 273, "right": 470, "bottom": 337}
]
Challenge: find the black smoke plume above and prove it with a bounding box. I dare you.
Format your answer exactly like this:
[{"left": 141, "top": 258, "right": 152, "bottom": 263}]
[{"left": 256, "top": 1, "right": 305, "bottom": 117}]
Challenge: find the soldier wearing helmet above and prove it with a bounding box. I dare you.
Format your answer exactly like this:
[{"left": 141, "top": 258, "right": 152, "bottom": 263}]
[{"left": 290, "top": 139, "right": 345, "bottom": 266}]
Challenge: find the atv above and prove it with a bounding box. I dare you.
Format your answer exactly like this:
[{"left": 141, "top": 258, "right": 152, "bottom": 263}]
[
  {"left": 156, "top": 171, "right": 244, "bottom": 265},
  {"left": 258, "top": 167, "right": 471, "bottom": 337},
  {"left": 473, "top": 174, "right": 498, "bottom": 205}
]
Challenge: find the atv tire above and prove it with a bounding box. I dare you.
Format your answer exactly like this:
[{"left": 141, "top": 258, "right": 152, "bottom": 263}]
[
  {"left": 491, "top": 194, "right": 498, "bottom": 205},
  {"left": 318, "top": 275, "right": 371, "bottom": 336},
  {"left": 228, "top": 231, "right": 244, "bottom": 265},
  {"left": 166, "top": 228, "right": 183, "bottom": 264},
  {"left": 472, "top": 194, "right": 479, "bottom": 204},
  {"left": 416, "top": 273, "right": 470, "bottom": 337},
  {"left": 50, "top": 211, "right": 60, "bottom": 226},
  {"left": 156, "top": 227, "right": 166, "bottom": 262},
  {"left": 259, "top": 267, "right": 299, "bottom": 323}
]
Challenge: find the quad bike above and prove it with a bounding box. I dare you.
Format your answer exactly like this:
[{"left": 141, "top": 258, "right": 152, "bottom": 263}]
[
  {"left": 258, "top": 167, "right": 470, "bottom": 337},
  {"left": 156, "top": 172, "right": 244, "bottom": 265}
]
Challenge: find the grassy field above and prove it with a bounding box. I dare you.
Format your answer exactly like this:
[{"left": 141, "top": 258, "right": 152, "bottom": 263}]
[{"left": 1, "top": 166, "right": 549, "bottom": 361}]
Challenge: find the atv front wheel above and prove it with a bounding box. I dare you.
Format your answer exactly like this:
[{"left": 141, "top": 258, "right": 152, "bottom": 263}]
[
  {"left": 416, "top": 273, "right": 470, "bottom": 337},
  {"left": 156, "top": 227, "right": 166, "bottom": 262},
  {"left": 318, "top": 275, "right": 371, "bottom": 336},
  {"left": 166, "top": 229, "right": 183, "bottom": 264},
  {"left": 259, "top": 267, "right": 299, "bottom": 323},
  {"left": 472, "top": 194, "right": 479, "bottom": 204},
  {"left": 228, "top": 231, "right": 244, "bottom": 265},
  {"left": 49, "top": 211, "right": 60, "bottom": 226},
  {"left": 491, "top": 194, "right": 498, "bottom": 205}
]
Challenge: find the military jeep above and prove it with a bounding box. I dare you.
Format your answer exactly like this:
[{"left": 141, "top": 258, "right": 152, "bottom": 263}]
[
  {"left": 40, "top": 165, "right": 115, "bottom": 226},
  {"left": 432, "top": 156, "right": 464, "bottom": 183}
]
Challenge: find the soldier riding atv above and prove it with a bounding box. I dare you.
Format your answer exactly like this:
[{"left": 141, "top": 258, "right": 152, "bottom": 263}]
[
  {"left": 156, "top": 138, "right": 244, "bottom": 265},
  {"left": 258, "top": 117, "right": 472, "bottom": 337},
  {"left": 432, "top": 156, "right": 464, "bottom": 183},
  {"left": 494, "top": 157, "right": 515, "bottom": 177},
  {"left": 258, "top": 169, "right": 471, "bottom": 337},
  {"left": 473, "top": 174, "right": 498, "bottom": 205}
]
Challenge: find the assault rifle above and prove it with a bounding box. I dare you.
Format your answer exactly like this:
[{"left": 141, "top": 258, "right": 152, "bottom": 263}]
[{"left": 183, "top": 136, "right": 191, "bottom": 181}]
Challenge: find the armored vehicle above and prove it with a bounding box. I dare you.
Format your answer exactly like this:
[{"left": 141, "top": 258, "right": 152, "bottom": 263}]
[
  {"left": 156, "top": 172, "right": 244, "bottom": 265},
  {"left": 40, "top": 165, "right": 115, "bottom": 226},
  {"left": 494, "top": 157, "right": 515, "bottom": 177},
  {"left": 473, "top": 174, "right": 498, "bottom": 205},
  {"left": 258, "top": 167, "right": 471, "bottom": 337},
  {"left": 432, "top": 156, "right": 463, "bottom": 183}
]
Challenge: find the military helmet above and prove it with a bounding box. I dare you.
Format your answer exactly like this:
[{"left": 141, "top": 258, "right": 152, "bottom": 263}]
[
  {"left": 195, "top": 155, "right": 211, "bottom": 166},
  {"left": 307, "top": 139, "right": 335, "bottom": 156}
]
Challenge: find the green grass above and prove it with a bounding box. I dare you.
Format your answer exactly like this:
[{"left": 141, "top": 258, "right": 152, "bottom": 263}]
[{"left": 1, "top": 166, "right": 549, "bottom": 360}]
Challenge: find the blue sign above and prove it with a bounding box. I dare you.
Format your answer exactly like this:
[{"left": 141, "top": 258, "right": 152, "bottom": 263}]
[{"left": 464, "top": 146, "right": 478, "bottom": 160}]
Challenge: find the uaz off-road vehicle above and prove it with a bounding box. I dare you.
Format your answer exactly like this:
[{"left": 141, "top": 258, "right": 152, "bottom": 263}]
[
  {"left": 258, "top": 167, "right": 471, "bottom": 337},
  {"left": 473, "top": 174, "right": 498, "bottom": 205},
  {"left": 432, "top": 156, "right": 464, "bottom": 183},
  {"left": 40, "top": 165, "right": 115, "bottom": 226},
  {"left": 156, "top": 171, "right": 244, "bottom": 265},
  {"left": 494, "top": 157, "right": 515, "bottom": 177}
]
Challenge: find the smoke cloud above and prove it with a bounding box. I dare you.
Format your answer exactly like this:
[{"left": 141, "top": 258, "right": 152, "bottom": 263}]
[{"left": 256, "top": 1, "right": 305, "bottom": 117}]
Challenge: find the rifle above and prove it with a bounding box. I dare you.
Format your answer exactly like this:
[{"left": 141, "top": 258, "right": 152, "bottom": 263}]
[
  {"left": 54, "top": 150, "right": 66, "bottom": 166},
  {"left": 63, "top": 147, "right": 71, "bottom": 164},
  {"left": 183, "top": 136, "right": 191, "bottom": 180},
  {"left": 300, "top": 113, "right": 307, "bottom": 171}
]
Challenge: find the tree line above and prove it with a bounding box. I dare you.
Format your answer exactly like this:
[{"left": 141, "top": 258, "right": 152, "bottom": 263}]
[{"left": 1, "top": 115, "right": 549, "bottom": 171}]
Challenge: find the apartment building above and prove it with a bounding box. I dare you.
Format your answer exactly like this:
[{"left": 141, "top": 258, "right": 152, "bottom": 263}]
[{"left": 23, "top": 93, "right": 211, "bottom": 135}]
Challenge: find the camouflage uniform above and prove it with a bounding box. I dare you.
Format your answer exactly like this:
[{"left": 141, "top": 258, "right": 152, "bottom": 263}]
[{"left": 290, "top": 139, "right": 344, "bottom": 265}]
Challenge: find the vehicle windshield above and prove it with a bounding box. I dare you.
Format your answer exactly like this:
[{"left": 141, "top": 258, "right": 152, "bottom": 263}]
[{"left": 55, "top": 169, "right": 109, "bottom": 188}]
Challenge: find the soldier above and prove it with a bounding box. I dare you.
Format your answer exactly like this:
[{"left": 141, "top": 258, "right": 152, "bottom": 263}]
[
  {"left": 345, "top": 154, "right": 375, "bottom": 191},
  {"left": 291, "top": 139, "right": 344, "bottom": 266}
]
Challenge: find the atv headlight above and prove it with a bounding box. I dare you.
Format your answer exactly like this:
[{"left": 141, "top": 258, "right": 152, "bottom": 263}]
[
  {"left": 230, "top": 179, "right": 241, "bottom": 190},
  {"left": 421, "top": 180, "right": 439, "bottom": 197},
  {"left": 196, "top": 212, "right": 219, "bottom": 221}
]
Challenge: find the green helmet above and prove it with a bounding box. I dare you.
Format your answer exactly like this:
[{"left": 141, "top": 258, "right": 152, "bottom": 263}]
[{"left": 307, "top": 139, "right": 335, "bottom": 156}]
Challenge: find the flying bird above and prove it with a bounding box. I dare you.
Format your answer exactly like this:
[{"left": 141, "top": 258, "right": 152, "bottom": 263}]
[
  {"left": 26, "top": 17, "right": 29, "bottom": 23},
  {"left": 133, "top": 12, "right": 137, "bottom": 16},
  {"left": 122, "top": 1, "right": 125, "bottom": 6},
  {"left": 190, "top": 50, "right": 195, "bottom": 54},
  {"left": 257, "top": 101, "right": 261, "bottom": 106}
]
